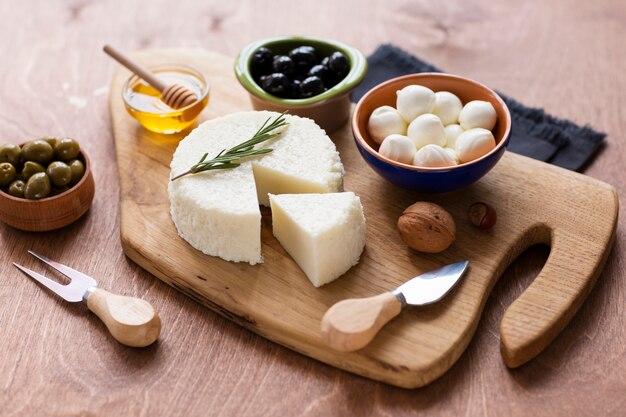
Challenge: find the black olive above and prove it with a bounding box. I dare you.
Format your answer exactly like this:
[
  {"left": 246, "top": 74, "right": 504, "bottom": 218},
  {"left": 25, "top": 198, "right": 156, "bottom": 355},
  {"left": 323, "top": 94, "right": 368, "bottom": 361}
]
[
  {"left": 320, "top": 56, "right": 330, "bottom": 67},
  {"left": 289, "top": 80, "right": 302, "bottom": 99},
  {"left": 299, "top": 76, "right": 325, "bottom": 98},
  {"left": 272, "top": 55, "right": 295, "bottom": 76},
  {"left": 251, "top": 47, "right": 274, "bottom": 76},
  {"left": 261, "top": 73, "right": 290, "bottom": 97},
  {"left": 298, "top": 45, "right": 317, "bottom": 55},
  {"left": 288, "top": 46, "right": 318, "bottom": 74},
  {"left": 328, "top": 51, "right": 350, "bottom": 80},
  {"left": 308, "top": 64, "right": 330, "bottom": 84}
]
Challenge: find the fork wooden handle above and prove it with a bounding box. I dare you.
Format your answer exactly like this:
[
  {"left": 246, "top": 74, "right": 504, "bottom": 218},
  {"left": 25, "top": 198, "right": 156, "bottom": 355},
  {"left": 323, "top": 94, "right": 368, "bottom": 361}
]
[
  {"left": 321, "top": 292, "right": 402, "bottom": 352},
  {"left": 85, "top": 288, "right": 161, "bottom": 347}
]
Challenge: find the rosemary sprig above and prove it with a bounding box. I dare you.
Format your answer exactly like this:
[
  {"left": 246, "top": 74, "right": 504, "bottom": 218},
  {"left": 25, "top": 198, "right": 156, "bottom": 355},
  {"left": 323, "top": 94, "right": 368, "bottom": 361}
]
[{"left": 171, "top": 112, "right": 289, "bottom": 181}]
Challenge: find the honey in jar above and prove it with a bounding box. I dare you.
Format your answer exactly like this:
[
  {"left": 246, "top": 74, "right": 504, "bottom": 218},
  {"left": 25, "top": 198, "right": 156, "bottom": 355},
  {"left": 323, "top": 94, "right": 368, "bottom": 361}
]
[{"left": 123, "top": 65, "right": 210, "bottom": 134}]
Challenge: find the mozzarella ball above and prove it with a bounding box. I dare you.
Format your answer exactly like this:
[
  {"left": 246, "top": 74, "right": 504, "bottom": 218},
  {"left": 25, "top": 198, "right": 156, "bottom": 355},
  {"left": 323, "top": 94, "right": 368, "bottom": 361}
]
[
  {"left": 412, "top": 144, "right": 457, "bottom": 168},
  {"left": 396, "top": 85, "right": 436, "bottom": 122},
  {"left": 444, "top": 124, "right": 464, "bottom": 149},
  {"left": 458, "top": 100, "right": 497, "bottom": 130},
  {"left": 367, "top": 106, "right": 408, "bottom": 144},
  {"left": 378, "top": 134, "right": 416, "bottom": 165},
  {"left": 455, "top": 128, "right": 497, "bottom": 163},
  {"left": 433, "top": 91, "right": 463, "bottom": 125},
  {"left": 407, "top": 114, "right": 446, "bottom": 149},
  {"left": 444, "top": 147, "right": 459, "bottom": 164}
]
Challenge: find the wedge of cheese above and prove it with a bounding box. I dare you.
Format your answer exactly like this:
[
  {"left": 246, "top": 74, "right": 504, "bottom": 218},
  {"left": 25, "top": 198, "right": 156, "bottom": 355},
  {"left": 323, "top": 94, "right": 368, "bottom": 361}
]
[
  {"left": 168, "top": 111, "right": 344, "bottom": 265},
  {"left": 269, "top": 192, "right": 366, "bottom": 287}
]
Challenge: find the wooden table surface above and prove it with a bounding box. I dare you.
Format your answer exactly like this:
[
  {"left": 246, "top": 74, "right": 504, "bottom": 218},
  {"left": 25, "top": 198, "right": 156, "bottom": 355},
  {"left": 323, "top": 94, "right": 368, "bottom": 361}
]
[{"left": 0, "top": 1, "right": 623, "bottom": 416}]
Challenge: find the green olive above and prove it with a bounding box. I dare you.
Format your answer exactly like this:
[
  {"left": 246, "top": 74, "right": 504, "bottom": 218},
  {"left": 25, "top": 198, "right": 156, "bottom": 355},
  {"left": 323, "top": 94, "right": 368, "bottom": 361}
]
[
  {"left": 0, "top": 144, "right": 22, "bottom": 166},
  {"left": 24, "top": 172, "right": 51, "bottom": 200},
  {"left": 43, "top": 137, "right": 58, "bottom": 148},
  {"left": 46, "top": 161, "right": 72, "bottom": 187},
  {"left": 22, "top": 140, "right": 55, "bottom": 164},
  {"left": 8, "top": 180, "right": 25, "bottom": 198},
  {"left": 54, "top": 138, "right": 80, "bottom": 161},
  {"left": 22, "top": 161, "right": 45, "bottom": 180},
  {"left": 68, "top": 159, "right": 85, "bottom": 185},
  {"left": 0, "top": 162, "right": 16, "bottom": 187}
]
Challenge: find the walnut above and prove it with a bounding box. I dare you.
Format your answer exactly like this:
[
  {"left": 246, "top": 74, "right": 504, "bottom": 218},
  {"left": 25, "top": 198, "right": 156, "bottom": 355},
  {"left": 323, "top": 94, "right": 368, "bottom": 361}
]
[{"left": 397, "top": 202, "right": 456, "bottom": 253}]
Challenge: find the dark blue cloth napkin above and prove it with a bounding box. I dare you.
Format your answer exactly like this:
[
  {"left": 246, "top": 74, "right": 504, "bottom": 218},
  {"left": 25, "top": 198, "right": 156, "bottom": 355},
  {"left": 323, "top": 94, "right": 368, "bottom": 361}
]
[{"left": 351, "top": 45, "right": 605, "bottom": 171}]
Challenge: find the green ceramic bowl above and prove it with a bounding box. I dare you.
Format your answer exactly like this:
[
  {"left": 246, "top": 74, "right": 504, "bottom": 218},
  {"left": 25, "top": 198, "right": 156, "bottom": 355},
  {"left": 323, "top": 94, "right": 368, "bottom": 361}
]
[{"left": 235, "top": 36, "right": 367, "bottom": 132}]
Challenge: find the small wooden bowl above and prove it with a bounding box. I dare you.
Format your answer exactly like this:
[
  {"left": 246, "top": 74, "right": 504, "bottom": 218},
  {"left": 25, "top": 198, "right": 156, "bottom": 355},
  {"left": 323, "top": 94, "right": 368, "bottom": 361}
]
[{"left": 0, "top": 149, "right": 95, "bottom": 232}]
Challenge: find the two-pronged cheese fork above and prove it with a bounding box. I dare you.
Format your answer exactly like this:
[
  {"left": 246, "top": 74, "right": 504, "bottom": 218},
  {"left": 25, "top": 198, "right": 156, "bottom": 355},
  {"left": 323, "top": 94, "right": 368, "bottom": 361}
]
[{"left": 14, "top": 251, "right": 161, "bottom": 347}]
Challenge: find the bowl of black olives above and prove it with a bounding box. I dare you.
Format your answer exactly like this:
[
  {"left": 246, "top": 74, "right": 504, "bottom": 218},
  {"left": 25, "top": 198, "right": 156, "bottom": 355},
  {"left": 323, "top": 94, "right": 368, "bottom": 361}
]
[
  {"left": 235, "top": 36, "right": 367, "bottom": 132},
  {"left": 0, "top": 138, "right": 95, "bottom": 231}
]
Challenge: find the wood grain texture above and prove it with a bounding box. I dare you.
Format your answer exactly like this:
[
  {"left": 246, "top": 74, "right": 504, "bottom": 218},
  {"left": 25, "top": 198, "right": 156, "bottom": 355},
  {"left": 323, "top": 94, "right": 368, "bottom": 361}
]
[
  {"left": 109, "top": 48, "right": 617, "bottom": 388},
  {"left": 0, "top": 0, "right": 624, "bottom": 415}
]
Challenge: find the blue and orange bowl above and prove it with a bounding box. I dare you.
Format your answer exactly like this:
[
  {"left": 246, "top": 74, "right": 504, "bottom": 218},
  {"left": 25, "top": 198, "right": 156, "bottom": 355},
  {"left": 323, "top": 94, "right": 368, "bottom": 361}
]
[{"left": 352, "top": 73, "right": 511, "bottom": 193}]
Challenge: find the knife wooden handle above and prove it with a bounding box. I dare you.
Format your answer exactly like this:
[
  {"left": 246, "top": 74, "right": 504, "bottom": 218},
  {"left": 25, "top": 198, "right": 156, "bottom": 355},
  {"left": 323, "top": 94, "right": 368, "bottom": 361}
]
[
  {"left": 85, "top": 288, "right": 161, "bottom": 347},
  {"left": 321, "top": 292, "right": 402, "bottom": 352}
]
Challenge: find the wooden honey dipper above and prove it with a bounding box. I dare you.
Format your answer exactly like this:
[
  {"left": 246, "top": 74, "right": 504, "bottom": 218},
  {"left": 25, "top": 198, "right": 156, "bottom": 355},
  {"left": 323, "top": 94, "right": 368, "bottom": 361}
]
[{"left": 103, "top": 45, "right": 198, "bottom": 109}]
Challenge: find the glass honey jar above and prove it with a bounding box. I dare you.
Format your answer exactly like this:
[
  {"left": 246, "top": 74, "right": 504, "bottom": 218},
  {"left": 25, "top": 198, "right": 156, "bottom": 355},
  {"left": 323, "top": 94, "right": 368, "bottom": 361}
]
[{"left": 122, "top": 65, "right": 210, "bottom": 134}]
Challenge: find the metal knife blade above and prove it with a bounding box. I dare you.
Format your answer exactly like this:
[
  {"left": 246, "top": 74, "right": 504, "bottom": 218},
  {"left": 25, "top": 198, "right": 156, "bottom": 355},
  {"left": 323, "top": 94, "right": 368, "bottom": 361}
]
[{"left": 392, "top": 260, "right": 469, "bottom": 306}]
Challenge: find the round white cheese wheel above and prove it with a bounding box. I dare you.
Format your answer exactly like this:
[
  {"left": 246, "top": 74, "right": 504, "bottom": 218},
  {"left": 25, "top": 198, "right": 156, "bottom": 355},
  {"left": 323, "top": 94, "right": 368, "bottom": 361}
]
[
  {"left": 396, "top": 85, "right": 436, "bottom": 122},
  {"left": 444, "top": 124, "right": 464, "bottom": 149},
  {"left": 407, "top": 114, "right": 445, "bottom": 150},
  {"left": 458, "top": 100, "right": 497, "bottom": 131},
  {"left": 378, "top": 134, "right": 416, "bottom": 164},
  {"left": 412, "top": 144, "right": 457, "bottom": 168},
  {"left": 367, "top": 106, "right": 408, "bottom": 144},
  {"left": 169, "top": 111, "right": 344, "bottom": 265},
  {"left": 455, "top": 128, "right": 497, "bottom": 163},
  {"left": 433, "top": 91, "right": 463, "bottom": 125}
]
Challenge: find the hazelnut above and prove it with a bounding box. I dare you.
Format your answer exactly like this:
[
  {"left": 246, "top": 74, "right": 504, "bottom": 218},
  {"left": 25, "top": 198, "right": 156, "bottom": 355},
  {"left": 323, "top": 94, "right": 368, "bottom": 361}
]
[
  {"left": 467, "top": 202, "right": 497, "bottom": 229},
  {"left": 397, "top": 202, "right": 456, "bottom": 253}
]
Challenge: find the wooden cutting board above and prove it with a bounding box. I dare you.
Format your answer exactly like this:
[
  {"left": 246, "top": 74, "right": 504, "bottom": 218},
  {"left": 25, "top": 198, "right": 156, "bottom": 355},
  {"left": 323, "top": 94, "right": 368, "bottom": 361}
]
[{"left": 109, "top": 48, "right": 618, "bottom": 388}]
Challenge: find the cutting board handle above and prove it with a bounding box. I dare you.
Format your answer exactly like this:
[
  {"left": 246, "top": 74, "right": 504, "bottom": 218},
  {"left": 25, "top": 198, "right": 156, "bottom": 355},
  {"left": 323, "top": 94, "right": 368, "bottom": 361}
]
[
  {"left": 86, "top": 288, "right": 161, "bottom": 347},
  {"left": 500, "top": 222, "right": 617, "bottom": 367},
  {"left": 321, "top": 292, "right": 402, "bottom": 352}
]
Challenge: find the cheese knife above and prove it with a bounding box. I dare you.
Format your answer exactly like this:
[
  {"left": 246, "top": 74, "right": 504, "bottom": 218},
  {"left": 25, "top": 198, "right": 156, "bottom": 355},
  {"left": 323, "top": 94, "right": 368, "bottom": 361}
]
[
  {"left": 321, "top": 260, "right": 469, "bottom": 352},
  {"left": 14, "top": 250, "right": 161, "bottom": 347}
]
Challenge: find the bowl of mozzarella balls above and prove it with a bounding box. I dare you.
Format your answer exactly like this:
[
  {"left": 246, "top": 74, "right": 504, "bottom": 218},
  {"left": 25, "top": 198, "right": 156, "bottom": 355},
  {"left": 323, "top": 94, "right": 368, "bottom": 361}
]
[{"left": 352, "top": 73, "right": 511, "bottom": 192}]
